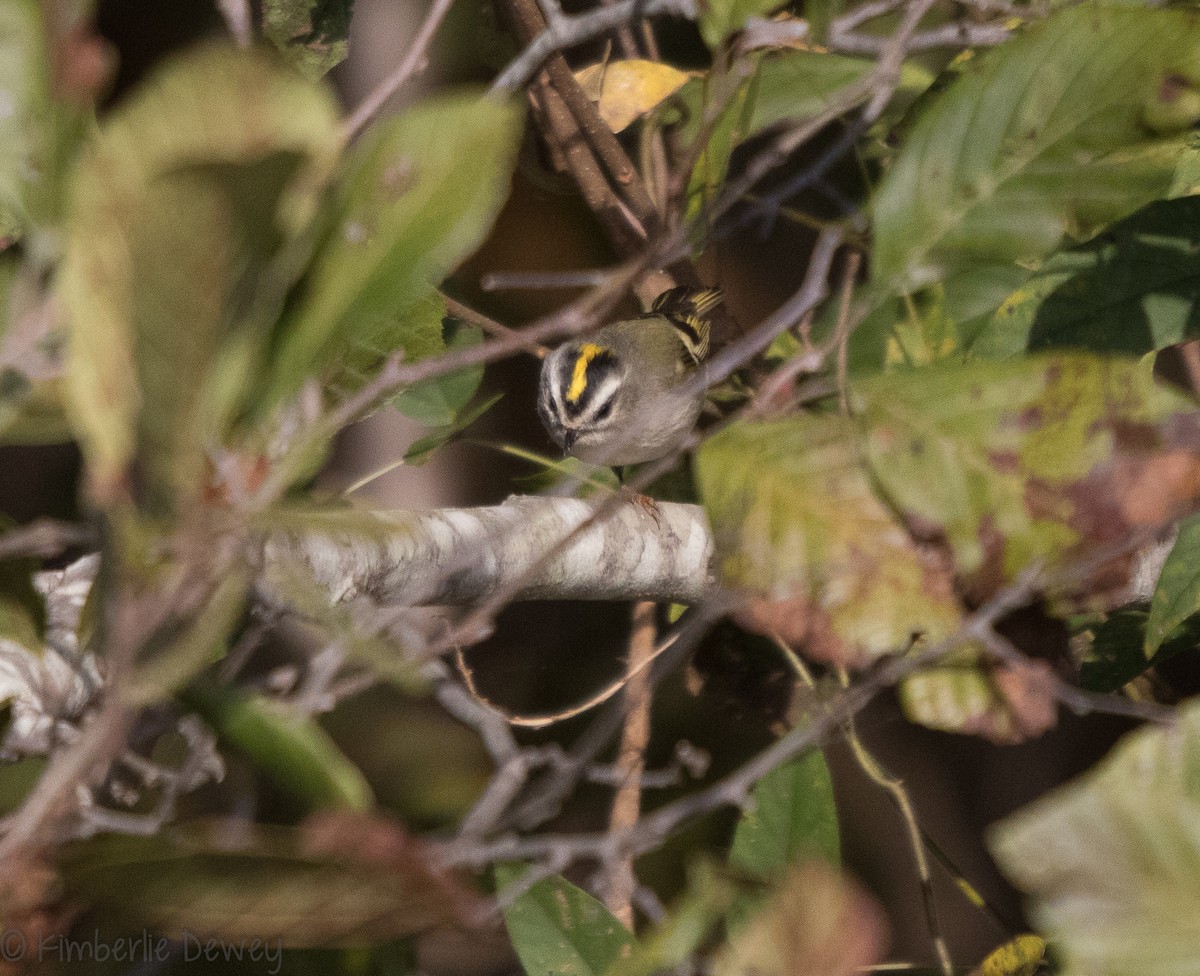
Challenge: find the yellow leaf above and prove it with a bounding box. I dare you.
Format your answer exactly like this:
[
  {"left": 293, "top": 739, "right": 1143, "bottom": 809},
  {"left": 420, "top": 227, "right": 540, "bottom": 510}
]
[{"left": 574, "top": 60, "right": 691, "bottom": 132}]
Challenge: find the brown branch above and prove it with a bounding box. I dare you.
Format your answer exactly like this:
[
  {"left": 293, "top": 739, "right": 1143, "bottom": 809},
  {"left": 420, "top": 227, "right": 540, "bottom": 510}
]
[
  {"left": 441, "top": 293, "right": 548, "bottom": 357},
  {"left": 530, "top": 80, "right": 649, "bottom": 252},
  {"left": 604, "top": 600, "right": 656, "bottom": 926}
]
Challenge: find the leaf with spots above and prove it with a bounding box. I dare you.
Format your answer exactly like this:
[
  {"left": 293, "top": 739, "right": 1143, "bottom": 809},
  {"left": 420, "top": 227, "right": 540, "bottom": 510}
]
[
  {"left": 695, "top": 413, "right": 961, "bottom": 664},
  {"left": 855, "top": 353, "right": 1200, "bottom": 601}
]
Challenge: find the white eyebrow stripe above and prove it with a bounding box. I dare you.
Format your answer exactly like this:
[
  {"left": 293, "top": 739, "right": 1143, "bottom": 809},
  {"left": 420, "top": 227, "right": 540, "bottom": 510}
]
[{"left": 578, "top": 375, "right": 621, "bottom": 423}]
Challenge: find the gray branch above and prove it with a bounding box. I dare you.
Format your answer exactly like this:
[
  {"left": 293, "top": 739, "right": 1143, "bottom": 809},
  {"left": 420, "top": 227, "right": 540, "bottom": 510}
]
[
  {"left": 490, "top": 0, "right": 698, "bottom": 95},
  {"left": 268, "top": 496, "right": 716, "bottom": 607}
]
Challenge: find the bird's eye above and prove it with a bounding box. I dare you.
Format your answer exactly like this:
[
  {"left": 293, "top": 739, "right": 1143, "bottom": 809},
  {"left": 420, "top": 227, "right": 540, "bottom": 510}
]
[{"left": 595, "top": 399, "right": 614, "bottom": 422}]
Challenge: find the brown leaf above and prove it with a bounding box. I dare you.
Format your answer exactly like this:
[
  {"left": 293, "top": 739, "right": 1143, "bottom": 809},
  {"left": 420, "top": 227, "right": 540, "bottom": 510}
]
[
  {"left": 990, "top": 659, "right": 1059, "bottom": 743},
  {"left": 717, "top": 861, "right": 888, "bottom": 976},
  {"left": 58, "top": 817, "right": 487, "bottom": 946}
]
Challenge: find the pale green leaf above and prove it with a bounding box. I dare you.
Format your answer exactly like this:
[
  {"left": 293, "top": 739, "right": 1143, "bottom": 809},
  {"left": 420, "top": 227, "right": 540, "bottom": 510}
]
[
  {"left": 856, "top": 354, "right": 1200, "bottom": 594},
  {"left": 498, "top": 865, "right": 632, "bottom": 976},
  {"left": 873, "top": 6, "right": 1200, "bottom": 294},
  {"left": 989, "top": 697, "right": 1200, "bottom": 976},
  {"left": 0, "top": 0, "right": 93, "bottom": 241},
  {"left": 263, "top": 92, "right": 522, "bottom": 409},
  {"left": 59, "top": 43, "right": 340, "bottom": 506}
]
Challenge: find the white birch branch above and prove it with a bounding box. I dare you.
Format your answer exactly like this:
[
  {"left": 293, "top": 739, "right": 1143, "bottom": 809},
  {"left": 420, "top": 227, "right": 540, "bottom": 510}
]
[{"left": 267, "top": 496, "right": 716, "bottom": 606}]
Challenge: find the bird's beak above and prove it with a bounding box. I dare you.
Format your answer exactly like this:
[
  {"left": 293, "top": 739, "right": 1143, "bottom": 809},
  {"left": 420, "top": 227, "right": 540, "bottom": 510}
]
[{"left": 562, "top": 430, "right": 577, "bottom": 452}]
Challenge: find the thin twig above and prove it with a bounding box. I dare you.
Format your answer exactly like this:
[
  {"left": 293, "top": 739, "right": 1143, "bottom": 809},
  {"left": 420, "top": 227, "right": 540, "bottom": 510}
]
[
  {"left": 442, "top": 293, "right": 548, "bottom": 357},
  {"left": 840, "top": 668, "right": 953, "bottom": 976},
  {"left": 444, "top": 568, "right": 1048, "bottom": 870},
  {"left": 342, "top": 0, "right": 458, "bottom": 140},
  {"left": 491, "top": 0, "right": 698, "bottom": 95}
]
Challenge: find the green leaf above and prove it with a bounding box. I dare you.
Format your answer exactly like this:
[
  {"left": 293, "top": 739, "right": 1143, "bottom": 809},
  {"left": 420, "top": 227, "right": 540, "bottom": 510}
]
[
  {"left": 973, "top": 197, "right": 1200, "bottom": 359},
  {"left": 699, "top": 0, "right": 782, "bottom": 49},
  {"left": 695, "top": 413, "right": 961, "bottom": 662},
  {"left": 263, "top": 0, "right": 354, "bottom": 80},
  {"left": 726, "top": 749, "right": 841, "bottom": 931},
  {"left": 729, "top": 750, "right": 840, "bottom": 878},
  {"left": 393, "top": 321, "right": 485, "bottom": 427},
  {"left": 1146, "top": 514, "right": 1200, "bottom": 655},
  {"left": 989, "top": 697, "right": 1200, "bottom": 976},
  {"left": 263, "top": 92, "right": 522, "bottom": 410},
  {"left": 59, "top": 43, "right": 340, "bottom": 506},
  {"left": 126, "top": 567, "right": 250, "bottom": 705},
  {"left": 498, "top": 865, "right": 632, "bottom": 976},
  {"left": 873, "top": 5, "right": 1200, "bottom": 294},
  {"left": 1076, "top": 606, "right": 1200, "bottom": 692},
  {"left": 855, "top": 353, "right": 1200, "bottom": 596},
  {"left": 59, "top": 813, "right": 482, "bottom": 945},
  {"left": 184, "top": 678, "right": 374, "bottom": 812},
  {"left": 402, "top": 391, "right": 502, "bottom": 466}
]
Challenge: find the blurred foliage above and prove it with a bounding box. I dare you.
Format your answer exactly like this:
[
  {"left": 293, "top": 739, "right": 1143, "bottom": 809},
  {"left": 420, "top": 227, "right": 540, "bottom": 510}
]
[
  {"left": 990, "top": 698, "right": 1200, "bottom": 976},
  {"left": 0, "top": 0, "right": 1199, "bottom": 973}
]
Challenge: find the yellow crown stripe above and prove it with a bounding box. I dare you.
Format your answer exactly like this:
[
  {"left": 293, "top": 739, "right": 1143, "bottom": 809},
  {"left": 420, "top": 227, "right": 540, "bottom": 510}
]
[{"left": 566, "top": 343, "right": 606, "bottom": 402}]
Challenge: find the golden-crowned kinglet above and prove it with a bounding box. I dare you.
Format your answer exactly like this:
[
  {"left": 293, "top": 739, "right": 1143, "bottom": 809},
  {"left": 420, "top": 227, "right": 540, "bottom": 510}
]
[{"left": 537, "top": 287, "right": 723, "bottom": 466}]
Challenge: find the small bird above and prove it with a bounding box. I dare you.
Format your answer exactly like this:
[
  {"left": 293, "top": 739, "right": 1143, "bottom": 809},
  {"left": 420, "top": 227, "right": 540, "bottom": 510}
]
[{"left": 537, "top": 286, "right": 723, "bottom": 466}]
